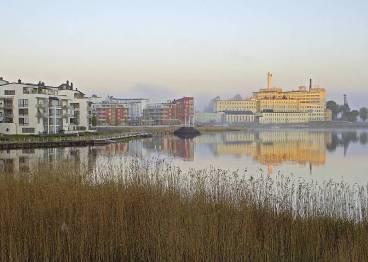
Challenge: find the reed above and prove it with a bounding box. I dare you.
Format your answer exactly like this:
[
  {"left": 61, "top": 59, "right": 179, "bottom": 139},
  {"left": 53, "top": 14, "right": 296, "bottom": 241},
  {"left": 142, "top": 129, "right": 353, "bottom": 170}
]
[{"left": 0, "top": 159, "right": 367, "bottom": 261}]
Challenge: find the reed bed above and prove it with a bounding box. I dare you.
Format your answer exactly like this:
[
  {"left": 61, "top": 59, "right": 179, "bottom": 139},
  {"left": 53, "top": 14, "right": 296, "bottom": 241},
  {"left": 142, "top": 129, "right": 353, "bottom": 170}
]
[{"left": 0, "top": 158, "right": 367, "bottom": 261}]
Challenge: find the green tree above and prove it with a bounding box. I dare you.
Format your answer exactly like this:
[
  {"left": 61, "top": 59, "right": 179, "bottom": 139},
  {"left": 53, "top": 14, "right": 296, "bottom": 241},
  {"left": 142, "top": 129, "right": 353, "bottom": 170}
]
[
  {"left": 359, "top": 107, "right": 368, "bottom": 122},
  {"left": 91, "top": 114, "right": 97, "bottom": 126},
  {"left": 326, "top": 100, "right": 339, "bottom": 120}
]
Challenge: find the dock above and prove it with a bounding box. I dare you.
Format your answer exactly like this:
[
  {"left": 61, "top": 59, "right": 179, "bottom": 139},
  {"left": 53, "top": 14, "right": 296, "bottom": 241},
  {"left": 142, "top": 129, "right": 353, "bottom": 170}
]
[{"left": 0, "top": 132, "right": 152, "bottom": 150}]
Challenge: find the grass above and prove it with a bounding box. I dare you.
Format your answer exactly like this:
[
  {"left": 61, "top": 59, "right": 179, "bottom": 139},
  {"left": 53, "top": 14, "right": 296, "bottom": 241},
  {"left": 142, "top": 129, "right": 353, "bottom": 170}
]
[{"left": 0, "top": 159, "right": 368, "bottom": 261}]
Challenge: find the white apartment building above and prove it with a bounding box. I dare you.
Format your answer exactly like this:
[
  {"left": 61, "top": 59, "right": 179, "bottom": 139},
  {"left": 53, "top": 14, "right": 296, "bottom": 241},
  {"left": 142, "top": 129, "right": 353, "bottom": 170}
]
[{"left": 0, "top": 79, "right": 91, "bottom": 135}]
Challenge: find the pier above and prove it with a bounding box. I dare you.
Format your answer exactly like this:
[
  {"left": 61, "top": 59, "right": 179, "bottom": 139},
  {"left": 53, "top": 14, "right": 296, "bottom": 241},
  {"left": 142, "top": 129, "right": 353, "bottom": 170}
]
[{"left": 0, "top": 132, "right": 152, "bottom": 150}]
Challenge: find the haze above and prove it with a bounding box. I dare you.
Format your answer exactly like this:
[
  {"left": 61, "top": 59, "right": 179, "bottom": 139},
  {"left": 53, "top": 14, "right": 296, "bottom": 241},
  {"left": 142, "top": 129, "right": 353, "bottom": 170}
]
[{"left": 1, "top": 0, "right": 367, "bottom": 109}]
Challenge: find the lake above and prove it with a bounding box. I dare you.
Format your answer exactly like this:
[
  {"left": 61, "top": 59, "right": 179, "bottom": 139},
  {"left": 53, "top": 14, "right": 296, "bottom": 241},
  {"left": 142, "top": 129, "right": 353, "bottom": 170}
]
[{"left": 1, "top": 129, "right": 368, "bottom": 184}]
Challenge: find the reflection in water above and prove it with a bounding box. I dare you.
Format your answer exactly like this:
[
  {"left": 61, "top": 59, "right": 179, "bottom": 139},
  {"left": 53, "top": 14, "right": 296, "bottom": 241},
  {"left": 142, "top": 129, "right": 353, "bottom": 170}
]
[{"left": 1, "top": 130, "right": 367, "bottom": 178}]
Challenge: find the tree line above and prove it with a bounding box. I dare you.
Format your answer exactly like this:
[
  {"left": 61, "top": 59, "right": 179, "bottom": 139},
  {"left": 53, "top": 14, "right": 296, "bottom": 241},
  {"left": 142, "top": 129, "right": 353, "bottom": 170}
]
[{"left": 326, "top": 100, "right": 368, "bottom": 122}]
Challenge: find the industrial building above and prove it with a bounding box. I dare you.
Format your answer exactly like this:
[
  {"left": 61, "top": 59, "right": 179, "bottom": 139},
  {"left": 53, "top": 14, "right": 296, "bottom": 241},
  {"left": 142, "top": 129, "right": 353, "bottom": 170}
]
[{"left": 213, "top": 73, "right": 330, "bottom": 124}]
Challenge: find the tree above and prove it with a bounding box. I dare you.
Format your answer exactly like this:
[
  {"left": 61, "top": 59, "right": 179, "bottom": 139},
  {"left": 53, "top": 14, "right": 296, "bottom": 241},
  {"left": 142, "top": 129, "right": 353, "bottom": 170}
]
[
  {"left": 345, "top": 110, "right": 359, "bottom": 122},
  {"left": 326, "top": 100, "right": 339, "bottom": 120},
  {"left": 359, "top": 107, "right": 368, "bottom": 122},
  {"left": 91, "top": 115, "right": 97, "bottom": 126}
]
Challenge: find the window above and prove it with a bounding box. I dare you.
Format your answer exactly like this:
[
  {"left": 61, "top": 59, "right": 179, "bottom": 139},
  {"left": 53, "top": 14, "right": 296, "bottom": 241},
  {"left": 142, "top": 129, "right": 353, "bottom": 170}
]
[
  {"left": 18, "top": 99, "right": 28, "bottom": 107},
  {"left": 4, "top": 90, "right": 15, "bottom": 95},
  {"left": 22, "top": 128, "right": 35, "bottom": 134},
  {"left": 19, "top": 118, "right": 29, "bottom": 126},
  {"left": 19, "top": 108, "right": 29, "bottom": 116}
]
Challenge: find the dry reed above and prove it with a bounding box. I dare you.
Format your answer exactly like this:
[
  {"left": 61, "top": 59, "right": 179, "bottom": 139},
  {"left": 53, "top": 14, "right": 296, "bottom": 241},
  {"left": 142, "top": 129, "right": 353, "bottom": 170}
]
[{"left": 0, "top": 158, "right": 367, "bottom": 261}]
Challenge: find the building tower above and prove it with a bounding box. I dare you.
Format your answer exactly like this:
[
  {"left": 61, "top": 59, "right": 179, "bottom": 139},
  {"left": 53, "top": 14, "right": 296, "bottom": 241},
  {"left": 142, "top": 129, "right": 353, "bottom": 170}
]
[
  {"left": 309, "top": 78, "right": 312, "bottom": 91},
  {"left": 267, "top": 72, "right": 272, "bottom": 89}
]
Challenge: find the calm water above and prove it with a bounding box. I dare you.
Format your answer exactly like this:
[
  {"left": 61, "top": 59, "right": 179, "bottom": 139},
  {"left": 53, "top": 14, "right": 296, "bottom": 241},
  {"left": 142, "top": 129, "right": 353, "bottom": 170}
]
[{"left": 1, "top": 129, "right": 368, "bottom": 184}]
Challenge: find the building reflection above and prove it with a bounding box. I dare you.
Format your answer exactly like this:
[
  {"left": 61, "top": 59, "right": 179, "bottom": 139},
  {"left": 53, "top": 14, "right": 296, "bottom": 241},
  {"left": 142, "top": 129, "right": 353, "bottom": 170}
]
[
  {"left": 211, "top": 131, "right": 368, "bottom": 174},
  {"left": 0, "top": 147, "right": 98, "bottom": 173},
  {"left": 214, "top": 131, "right": 329, "bottom": 174},
  {"left": 0, "top": 131, "right": 366, "bottom": 174},
  {"left": 142, "top": 136, "right": 194, "bottom": 161}
]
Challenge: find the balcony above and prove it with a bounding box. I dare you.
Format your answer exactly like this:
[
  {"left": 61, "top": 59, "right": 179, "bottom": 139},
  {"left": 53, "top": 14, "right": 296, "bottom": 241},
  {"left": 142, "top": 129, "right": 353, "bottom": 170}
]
[{"left": 0, "top": 103, "right": 13, "bottom": 109}]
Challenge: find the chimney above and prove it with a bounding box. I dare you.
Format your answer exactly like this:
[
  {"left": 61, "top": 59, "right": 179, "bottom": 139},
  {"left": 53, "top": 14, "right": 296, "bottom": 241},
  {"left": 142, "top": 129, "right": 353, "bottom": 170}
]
[
  {"left": 70, "top": 82, "right": 73, "bottom": 89},
  {"left": 309, "top": 78, "right": 312, "bottom": 91},
  {"left": 18, "top": 79, "right": 22, "bottom": 84},
  {"left": 267, "top": 72, "right": 272, "bottom": 89}
]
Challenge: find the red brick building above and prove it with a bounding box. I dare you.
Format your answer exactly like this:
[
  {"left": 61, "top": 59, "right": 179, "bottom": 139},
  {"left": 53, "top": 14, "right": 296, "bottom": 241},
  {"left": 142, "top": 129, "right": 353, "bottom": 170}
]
[
  {"left": 172, "top": 97, "right": 194, "bottom": 125},
  {"left": 143, "top": 97, "right": 194, "bottom": 125},
  {"left": 93, "top": 104, "right": 128, "bottom": 126}
]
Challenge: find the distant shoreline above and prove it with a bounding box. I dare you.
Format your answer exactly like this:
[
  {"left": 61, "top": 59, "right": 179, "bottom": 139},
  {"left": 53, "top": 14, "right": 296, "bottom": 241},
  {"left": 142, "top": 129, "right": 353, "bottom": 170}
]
[{"left": 95, "top": 122, "right": 368, "bottom": 136}]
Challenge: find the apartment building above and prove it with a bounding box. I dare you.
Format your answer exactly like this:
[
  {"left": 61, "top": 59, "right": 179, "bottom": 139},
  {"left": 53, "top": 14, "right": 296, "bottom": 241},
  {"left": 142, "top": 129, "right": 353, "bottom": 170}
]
[
  {"left": 92, "top": 103, "right": 128, "bottom": 126},
  {"left": 0, "top": 79, "right": 91, "bottom": 135},
  {"left": 142, "top": 102, "right": 177, "bottom": 125},
  {"left": 172, "top": 97, "right": 194, "bottom": 125},
  {"left": 143, "top": 97, "right": 194, "bottom": 126},
  {"left": 106, "top": 97, "right": 148, "bottom": 124}
]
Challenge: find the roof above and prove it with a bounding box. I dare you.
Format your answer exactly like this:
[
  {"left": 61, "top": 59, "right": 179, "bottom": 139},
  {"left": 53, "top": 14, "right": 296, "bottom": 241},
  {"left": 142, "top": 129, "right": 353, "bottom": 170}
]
[
  {"left": 109, "top": 97, "right": 149, "bottom": 101},
  {"left": 223, "top": 111, "right": 254, "bottom": 115}
]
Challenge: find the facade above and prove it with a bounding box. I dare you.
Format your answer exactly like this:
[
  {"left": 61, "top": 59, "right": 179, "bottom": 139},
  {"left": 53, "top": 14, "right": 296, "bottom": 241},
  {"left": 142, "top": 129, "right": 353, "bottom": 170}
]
[
  {"left": 93, "top": 103, "right": 128, "bottom": 126},
  {"left": 224, "top": 111, "right": 255, "bottom": 124},
  {"left": 143, "top": 97, "right": 194, "bottom": 126},
  {"left": 107, "top": 97, "right": 148, "bottom": 124},
  {"left": 259, "top": 112, "right": 309, "bottom": 124},
  {"left": 257, "top": 98, "right": 299, "bottom": 113},
  {"left": 172, "top": 97, "right": 194, "bottom": 125},
  {"left": 214, "top": 99, "right": 257, "bottom": 113},
  {"left": 214, "top": 73, "right": 328, "bottom": 124},
  {"left": 0, "top": 79, "right": 91, "bottom": 135},
  {"left": 142, "top": 102, "right": 177, "bottom": 125}
]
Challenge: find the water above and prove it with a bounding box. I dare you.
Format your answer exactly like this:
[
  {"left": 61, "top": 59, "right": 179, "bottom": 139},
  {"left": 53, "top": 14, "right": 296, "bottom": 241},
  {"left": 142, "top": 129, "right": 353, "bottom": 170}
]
[{"left": 1, "top": 129, "right": 368, "bottom": 184}]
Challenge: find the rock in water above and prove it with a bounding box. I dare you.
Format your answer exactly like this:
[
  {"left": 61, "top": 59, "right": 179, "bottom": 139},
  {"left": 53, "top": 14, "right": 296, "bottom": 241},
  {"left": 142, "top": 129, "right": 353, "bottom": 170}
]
[{"left": 174, "top": 127, "right": 201, "bottom": 139}]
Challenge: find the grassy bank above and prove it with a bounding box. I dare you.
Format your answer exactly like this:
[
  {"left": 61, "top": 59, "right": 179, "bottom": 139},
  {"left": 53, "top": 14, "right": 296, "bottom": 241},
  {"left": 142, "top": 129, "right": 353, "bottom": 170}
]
[{"left": 0, "top": 161, "right": 367, "bottom": 261}]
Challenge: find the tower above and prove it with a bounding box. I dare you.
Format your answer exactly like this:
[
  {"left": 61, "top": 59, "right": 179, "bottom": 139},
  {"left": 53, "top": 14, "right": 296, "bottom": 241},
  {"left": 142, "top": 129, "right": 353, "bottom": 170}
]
[
  {"left": 267, "top": 72, "right": 272, "bottom": 89},
  {"left": 309, "top": 78, "right": 312, "bottom": 91}
]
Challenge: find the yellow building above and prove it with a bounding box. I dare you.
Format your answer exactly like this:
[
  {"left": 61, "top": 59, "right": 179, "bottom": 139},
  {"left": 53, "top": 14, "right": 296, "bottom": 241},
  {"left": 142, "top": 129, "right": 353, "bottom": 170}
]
[
  {"left": 214, "top": 73, "right": 329, "bottom": 123},
  {"left": 259, "top": 112, "right": 310, "bottom": 124},
  {"left": 224, "top": 111, "right": 255, "bottom": 124},
  {"left": 257, "top": 98, "right": 300, "bottom": 112},
  {"left": 214, "top": 99, "right": 257, "bottom": 113}
]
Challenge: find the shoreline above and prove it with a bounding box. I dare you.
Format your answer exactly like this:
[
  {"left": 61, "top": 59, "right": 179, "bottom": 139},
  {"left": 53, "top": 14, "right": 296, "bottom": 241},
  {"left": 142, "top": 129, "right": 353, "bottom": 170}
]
[
  {"left": 0, "top": 132, "right": 152, "bottom": 150},
  {"left": 1, "top": 122, "right": 367, "bottom": 150}
]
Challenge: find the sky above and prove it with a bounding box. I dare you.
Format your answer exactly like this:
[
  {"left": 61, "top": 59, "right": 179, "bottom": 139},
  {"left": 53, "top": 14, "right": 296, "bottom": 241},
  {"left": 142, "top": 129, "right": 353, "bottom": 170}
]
[{"left": 1, "top": 0, "right": 367, "bottom": 109}]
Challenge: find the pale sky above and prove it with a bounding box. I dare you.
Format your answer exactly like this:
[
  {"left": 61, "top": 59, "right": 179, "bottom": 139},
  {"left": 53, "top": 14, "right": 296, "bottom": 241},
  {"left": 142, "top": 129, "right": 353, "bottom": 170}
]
[{"left": 1, "top": 0, "right": 367, "bottom": 109}]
